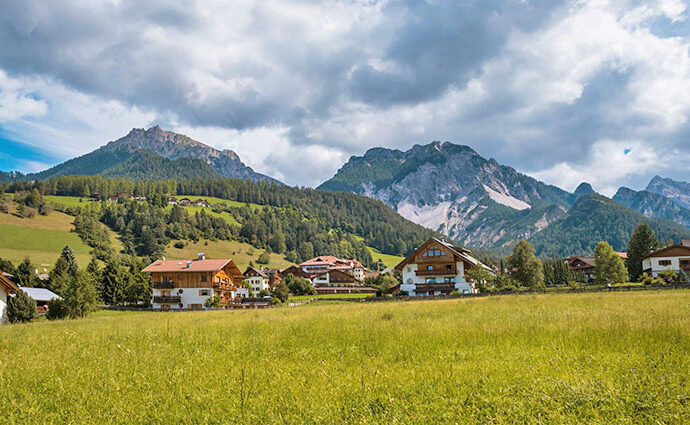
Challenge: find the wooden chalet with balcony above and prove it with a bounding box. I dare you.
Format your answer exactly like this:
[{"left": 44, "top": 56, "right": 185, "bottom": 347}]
[
  {"left": 143, "top": 254, "right": 244, "bottom": 310},
  {"left": 395, "top": 237, "right": 491, "bottom": 296}
]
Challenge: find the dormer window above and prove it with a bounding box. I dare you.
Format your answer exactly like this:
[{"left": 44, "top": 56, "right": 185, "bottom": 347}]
[{"left": 423, "top": 246, "right": 444, "bottom": 257}]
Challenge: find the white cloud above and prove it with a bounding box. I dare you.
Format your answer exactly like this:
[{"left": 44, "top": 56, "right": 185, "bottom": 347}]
[{"left": 0, "top": 71, "right": 47, "bottom": 122}]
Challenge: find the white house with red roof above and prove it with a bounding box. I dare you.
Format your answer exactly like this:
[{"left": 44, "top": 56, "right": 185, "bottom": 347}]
[{"left": 142, "top": 254, "right": 244, "bottom": 310}]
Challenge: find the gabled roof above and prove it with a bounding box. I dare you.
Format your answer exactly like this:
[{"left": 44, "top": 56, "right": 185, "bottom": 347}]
[
  {"left": 566, "top": 256, "right": 595, "bottom": 267},
  {"left": 142, "top": 258, "right": 234, "bottom": 273},
  {"left": 394, "top": 237, "right": 489, "bottom": 272},
  {"left": 643, "top": 244, "right": 690, "bottom": 260},
  {"left": 0, "top": 273, "right": 19, "bottom": 294},
  {"left": 244, "top": 267, "right": 268, "bottom": 278},
  {"left": 19, "top": 287, "right": 61, "bottom": 302}
]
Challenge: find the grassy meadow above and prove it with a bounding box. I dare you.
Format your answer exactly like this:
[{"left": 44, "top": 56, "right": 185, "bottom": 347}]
[
  {"left": 166, "top": 239, "right": 294, "bottom": 271},
  {"left": 0, "top": 207, "right": 92, "bottom": 266},
  {"left": 1, "top": 290, "right": 689, "bottom": 424}
]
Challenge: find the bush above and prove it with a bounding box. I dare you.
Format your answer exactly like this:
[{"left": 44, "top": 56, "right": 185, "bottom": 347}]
[
  {"left": 174, "top": 241, "right": 186, "bottom": 249},
  {"left": 39, "top": 203, "right": 52, "bottom": 216},
  {"left": 257, "top": 289, "right": 270, "bottom": 297},
  {"left": 284, "top": 274, "right": 316, "bottom": 296},
  {"left": 272, "top": 281, "right": 289, "bottom": 303},
  {"left": 256, "top": 251, "right": 271, "bottom": 265},
  {"left": 204, "top": 295, "right": 222, "bottom": 308},
  {"left": 46, "top": 298, "right": 68, "bottom": 320},
  {"left": 676, "top": 270, "right": 690, "bottom": 284},
  {"left": 0, "top": 200, "right": 10, "bottom": 214},
  {"left": 658, "top": 270, "right": 676, "bottom": 284},
  {"left": 7, "top": 289, "right": 37, "bottom": 323}
]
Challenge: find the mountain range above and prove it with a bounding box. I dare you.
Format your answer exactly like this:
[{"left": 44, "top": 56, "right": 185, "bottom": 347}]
[
  {"left": 319, "top": 142, "right": 690, "bottom": 256},
  {"left": 3, "top": 128, "right": 690, "bottom": 257},
  {"left": 3, "top": 126, "right": 280, "bottom": 184}
]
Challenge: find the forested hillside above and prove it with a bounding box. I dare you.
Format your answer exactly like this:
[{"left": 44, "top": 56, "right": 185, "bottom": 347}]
[
  {"left": 529, "top": 194, "right": 690, "bottom": 257},
  {"left": 2, "top": 176, "right": 437, "bottom": 266}
]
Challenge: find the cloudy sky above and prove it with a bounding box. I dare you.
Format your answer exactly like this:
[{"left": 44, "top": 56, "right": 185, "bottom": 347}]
[{"left": 0, "top": 0, "right": 688, "bottom": 194}]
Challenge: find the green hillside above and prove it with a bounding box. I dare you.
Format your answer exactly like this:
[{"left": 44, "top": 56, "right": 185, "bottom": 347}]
[
  {"left": 530, "top": 194, "right": 690, "bottom": 257},
  {"left": 0, "top": 204, "right": 93, "bottom": 267}
]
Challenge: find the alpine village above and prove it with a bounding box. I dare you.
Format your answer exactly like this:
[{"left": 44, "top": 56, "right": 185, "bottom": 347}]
[{"left": 2, "top": 126, "right": 690, "bottom": 320}]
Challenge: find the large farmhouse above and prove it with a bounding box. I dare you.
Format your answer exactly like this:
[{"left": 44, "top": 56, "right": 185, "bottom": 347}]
[
  {"left": 143, "top": 254, "right": 244, "bottom": 310},
  {"left": 642, "top": 240, "right": 690, "bottom": 277},
  {"left": 395, "top": 237, "right": 491, "bottom": 296},
  {"left": 0, "top": 273, "right": 19, "bottom": 324},
  {"left": 299, "top": 256, "right": 365, "bottom": 281}
]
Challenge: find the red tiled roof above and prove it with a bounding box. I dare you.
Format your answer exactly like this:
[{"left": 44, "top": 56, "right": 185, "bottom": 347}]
[
  {"left": 142, "top": 258, "right": 233, "bottom": 273},
  {"left": 300, "top": 256, "right": 341, "bottom": 266}
]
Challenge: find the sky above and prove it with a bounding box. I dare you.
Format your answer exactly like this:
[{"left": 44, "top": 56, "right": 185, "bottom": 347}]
[{"left": 0, "top": 0, "right": 689, "bottom": 195}]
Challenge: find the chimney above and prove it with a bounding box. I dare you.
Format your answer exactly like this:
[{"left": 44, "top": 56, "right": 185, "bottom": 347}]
[
  {"left": 198, "top": 253, "right": 205, "bottom": 261},
  {"left": 186, "top": 261, "right": 192, "bottom": 269}
]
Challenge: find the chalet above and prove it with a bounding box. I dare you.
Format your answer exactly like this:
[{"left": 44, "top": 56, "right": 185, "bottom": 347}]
[
  {"left": 167, "top": 196, "right": 178, "bottom": 205},
  {"left": 142, "top": 254, "right": 244, "bottom": 310},
  {"left": 394, "top": 237, "right": 491, "bottom": 296},
  {"left": 566, "top": 251, "right": 628, "bottom": 283},
  {"left": 281, "top": 265, "right": 313, "bottom": 280},
  {"left": 108, "top": 192, "right": 135, "bottom": 203},
  {"left": 179, "top": 198, "right": 192, "bottom": 206},
  {"left": 642, "top": 240, "right": 690, "bottom": 277},
  {"left": 243, "top": 267, "right": 270, "bottom": 294},
  {"left": 566, "top": 256, "right": 596, "bottom": 282},
  {"left": 20, "top": 287, "right": 61, "bottom": 315},
  {"left": 192, "top": 199, "right": 210, "bottom": 207},
  {"left": 263, "top": 268, "right": 283, "bottom": 289},
  {"left": 299, "top": 256, "right": 365, "bottom": 281},
  {"left": 311, "top": 269, "right": 360, "bottom": 287},
  {"left": 0, "top": 273, "right": 19, "bottom": 324}
]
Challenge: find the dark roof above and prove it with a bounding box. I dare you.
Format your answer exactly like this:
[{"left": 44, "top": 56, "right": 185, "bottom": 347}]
[
  {"left": 244, "top": 267, "right": 268, "bottom": 278},
  {"left": 643, "top": 244, "right": 690, "bottom": 260}
]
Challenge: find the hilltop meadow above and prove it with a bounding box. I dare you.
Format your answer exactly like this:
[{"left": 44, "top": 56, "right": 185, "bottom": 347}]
[{"left": 1, "top": 291, "right": 689, "bottom": 424}]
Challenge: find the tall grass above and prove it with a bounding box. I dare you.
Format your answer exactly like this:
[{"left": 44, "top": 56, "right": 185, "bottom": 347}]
[{"left": 1, "top": 291, "right": 689, "bottom": 424}]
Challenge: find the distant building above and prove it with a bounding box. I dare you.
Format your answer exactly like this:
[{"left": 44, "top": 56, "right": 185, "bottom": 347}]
[
  {"left": 19, "top": 287, "right": 61, "bottom": 315},
  {"left": 299, "top": 256, "right": 365, "bottom": 281},
  {"left": 142, "top": 254, "right": 244, "bottom": 310},
  {"left": 311, "top": 269, "right": 360, "bottom": 287},
  {"left": 108, "top": 192, "right": 135, "bottom": 203},
  {"left": 243, "top": 267, "right": 271, "bottom": 295},
  {"left": 179, "top": 198, "right": 192, "bottom": 206},
  {"left": 167, "top": 196, "right": 178, "bottom": 205},
  {"left": 642, "top": 241, "right": 690, "bottom": 277},
  {"left": 0, "top": 273, "right": 19, "bottom": 324},
  {"left": 567, "top": 251, "right": 628, "bottom": 282},
  {"left": 395, "top": 237, "right": 490, "bottom": 296},
  {"left": 192, "top": 199, "right": 209, "bottom": 207}
]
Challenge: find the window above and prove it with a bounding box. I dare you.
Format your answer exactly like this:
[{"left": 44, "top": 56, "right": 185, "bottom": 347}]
[
  {"left": 427, "top": 265, "right": 433, "bottom": 271},
  {"left": 199, "top": 289, "right": 211, "bottom": 296},
  {"left": 201, "top": 274, "right": 209, "bottom": 283},
  {"left": 178, "top": 275, "right": 183, "bottom": 280},
  {"left": 425, "top": 278, "right": 436, "bottom": 284},
  {"left": 659, "top": 260, "right": 672, "bottom": 266},
  {"left": 445, "top": 264, "right": 452, "bottom": 270},
  {"left": 444, "top": 277, "right": 455, "bottom": 283}
]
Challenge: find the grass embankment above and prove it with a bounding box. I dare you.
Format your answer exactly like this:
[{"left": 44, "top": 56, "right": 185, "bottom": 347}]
[
  {"left": 2, "top": 291, "right": 690, "bottom": 424},
  {"left": 166, "top": 239, "right": 293, "bottom": 271},
  {"left": 287, "top": 293, "right": 375, "bottom": 302},
  {"left": 0, "top": 207, "right": 92, "bottom": 266}
]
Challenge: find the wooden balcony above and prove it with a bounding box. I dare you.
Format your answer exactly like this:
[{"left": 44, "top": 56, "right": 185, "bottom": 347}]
[
  {"left": 413, "top": 284, "right": 456, "bottom": 293},
  {"left": 415, "top": 268, "right": 456, "bottom": 276},
  {"left": 153, "top": 296, "right": 181, "bottom": 304},
  {"left": 153, "top": 281, "right": 174, "bottom": 289}
]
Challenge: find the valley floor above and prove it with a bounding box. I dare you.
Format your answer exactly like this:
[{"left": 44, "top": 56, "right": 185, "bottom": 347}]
[{"left": 1, "top": 291, "right": 689, "bottom": 424}]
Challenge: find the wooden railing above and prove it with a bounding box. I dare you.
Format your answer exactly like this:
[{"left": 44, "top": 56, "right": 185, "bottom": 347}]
[
  {"left": 153, "top": 296, "right": 181, "bottom": 304},
  {"left": 415, "top": 269, "right": 456, "bottom": 276},
  {"left": 153, "top": 282, "right": 174, "bottom": 289}
]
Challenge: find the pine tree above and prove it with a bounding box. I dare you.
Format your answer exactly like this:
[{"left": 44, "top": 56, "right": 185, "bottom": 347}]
[
  {"left": 60, "top": 245, "right": 79, "bottom": 276},
  {"left": 626, "top": 223, "right": 658, "bottom": 281},
  {"left": 507, "top": 240, "right": 544, "bottom": 289},
  {"left": 63, "top": 271, "right": 99, "bottom": 318},
  {"left": 7, "top": 289, "right": 37, "bottom": 323},
  {"left": 594, "top": 241, "right": 628, "bottom": 285},
  {"left": 15, "top": 257, "right": 36, "bottom": 287}
]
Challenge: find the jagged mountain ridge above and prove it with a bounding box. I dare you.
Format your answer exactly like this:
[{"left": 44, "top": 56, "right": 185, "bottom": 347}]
[
  {"left": 27, "top": 126, "right": 281, "bottom": 184},
  {"left": 319, "top": 141, "right": 576, "bottom": 249},
  {"left": 613, "top": 186, "right": 690, "bottom": 228},
  {"left": 530, "top": 194, "right": 690, "bottom": 257},
  {"left": 646, "top": 175, "right": 690, "bottom": 210}
]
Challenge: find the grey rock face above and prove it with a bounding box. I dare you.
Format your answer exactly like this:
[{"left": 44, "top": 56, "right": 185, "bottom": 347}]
[
  {"left": 103, "top": 126, "right": 280, "bottom": 184},
  {"left": 646, "top": 176, "right": 690, "bottom": 210},
  {"left": 614, "top": 186, "right": 690, "bottom": 227}
]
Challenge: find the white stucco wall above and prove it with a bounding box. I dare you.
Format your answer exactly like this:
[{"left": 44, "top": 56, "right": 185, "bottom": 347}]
[
  {"left": 643, "top": 256, "right": 690, "bottom": 276},
  {"left": 0, "top": 286, "right": 8, "bottom": 325},
  {"left": 245, "top": 276, "right": 270, "bottom": 293},
  {"left": 400, "top": 261, "right": 475, "bottom": 296},
  {"left": 152, "top": 287, "right": 216, "bottom": 309}
]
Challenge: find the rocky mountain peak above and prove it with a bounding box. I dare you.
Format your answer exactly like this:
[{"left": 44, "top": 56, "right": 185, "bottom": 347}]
[{"left": 574, "top": 182, "right": 595, "bottom": 195}]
